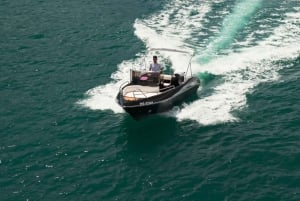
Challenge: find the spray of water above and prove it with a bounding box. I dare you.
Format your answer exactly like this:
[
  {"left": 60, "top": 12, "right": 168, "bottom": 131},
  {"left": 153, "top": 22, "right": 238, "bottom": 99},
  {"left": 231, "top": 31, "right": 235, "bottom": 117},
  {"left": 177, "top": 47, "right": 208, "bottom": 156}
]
[
  {"left": 178, "top": 3, "right": 300, "bottom": 124},
  {"left": 78, "top": 0, "right": 300, "bottom": 125},
  {"left": 198, "top": 0, "right": 263, "bottom": 64}
]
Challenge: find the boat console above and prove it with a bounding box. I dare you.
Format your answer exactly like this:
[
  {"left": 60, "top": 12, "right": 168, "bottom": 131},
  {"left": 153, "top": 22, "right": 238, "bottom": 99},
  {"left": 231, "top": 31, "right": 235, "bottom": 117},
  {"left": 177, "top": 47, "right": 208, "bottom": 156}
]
[{"left": 130, "top": 69, "right": 185, "bottom": 90}]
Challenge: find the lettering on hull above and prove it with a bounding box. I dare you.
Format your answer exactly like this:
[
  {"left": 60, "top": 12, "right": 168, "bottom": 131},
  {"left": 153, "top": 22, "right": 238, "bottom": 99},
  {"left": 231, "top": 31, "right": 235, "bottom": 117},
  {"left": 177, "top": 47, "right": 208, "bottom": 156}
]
[{"left": 139, "top": 101, "right": 154, "bottom": 106}]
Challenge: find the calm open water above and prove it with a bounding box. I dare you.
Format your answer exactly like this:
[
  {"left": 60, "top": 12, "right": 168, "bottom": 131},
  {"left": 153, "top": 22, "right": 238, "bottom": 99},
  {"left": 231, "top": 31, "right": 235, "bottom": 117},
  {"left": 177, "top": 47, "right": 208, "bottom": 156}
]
[{"left": 1, "top": 0, "right": 300, "bottom": 200}]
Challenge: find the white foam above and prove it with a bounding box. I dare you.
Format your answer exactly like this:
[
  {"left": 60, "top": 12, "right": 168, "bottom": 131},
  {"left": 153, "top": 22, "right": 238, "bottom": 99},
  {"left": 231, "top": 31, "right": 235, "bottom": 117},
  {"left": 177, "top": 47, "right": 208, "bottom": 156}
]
[
  {"left": 78, "top": 0, "right": 299, "bottom": 126},
  {"left": 78, "top": 82, "right": 123, "bottom": 113},
  {"left": 77, "top": 0, "right": 213, "bottom": 114},
  {"left": 176, "top": 9, "right": 300, "bottom": 125}
]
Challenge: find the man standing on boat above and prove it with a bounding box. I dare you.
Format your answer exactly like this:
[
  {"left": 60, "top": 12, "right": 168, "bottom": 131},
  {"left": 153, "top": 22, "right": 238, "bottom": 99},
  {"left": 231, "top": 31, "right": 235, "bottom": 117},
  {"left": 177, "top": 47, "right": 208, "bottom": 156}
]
[{"left": 149, "top": 56, "right": 163, "bottom": 72}]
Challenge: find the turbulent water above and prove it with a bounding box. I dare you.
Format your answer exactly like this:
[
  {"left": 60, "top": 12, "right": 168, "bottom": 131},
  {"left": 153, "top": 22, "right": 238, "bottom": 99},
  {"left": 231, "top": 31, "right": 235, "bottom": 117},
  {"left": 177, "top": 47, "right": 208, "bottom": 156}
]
[{"left": 1, "top": 0, "right": 300, "bottom": 200}]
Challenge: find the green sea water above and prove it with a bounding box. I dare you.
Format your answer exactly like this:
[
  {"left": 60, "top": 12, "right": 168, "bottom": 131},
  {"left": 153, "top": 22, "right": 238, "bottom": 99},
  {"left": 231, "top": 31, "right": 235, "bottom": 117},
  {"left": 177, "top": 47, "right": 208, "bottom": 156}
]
[{"left": 1, "top": 0, "right": 300, "bottom": 200}]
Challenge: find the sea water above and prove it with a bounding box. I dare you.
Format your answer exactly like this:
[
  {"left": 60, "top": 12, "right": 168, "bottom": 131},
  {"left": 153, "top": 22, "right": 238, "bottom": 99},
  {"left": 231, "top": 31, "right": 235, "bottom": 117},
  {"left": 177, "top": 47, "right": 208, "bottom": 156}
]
[{"left": 1, "top": 0, "right": 299, "bottom": 200}]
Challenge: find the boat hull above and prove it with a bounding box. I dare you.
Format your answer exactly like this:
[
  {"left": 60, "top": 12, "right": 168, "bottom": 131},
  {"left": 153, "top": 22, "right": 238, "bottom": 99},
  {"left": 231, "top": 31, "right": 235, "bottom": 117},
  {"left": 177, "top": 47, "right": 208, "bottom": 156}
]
[{"left": 117, "top": 77, "right": 200, "bottom": 119}]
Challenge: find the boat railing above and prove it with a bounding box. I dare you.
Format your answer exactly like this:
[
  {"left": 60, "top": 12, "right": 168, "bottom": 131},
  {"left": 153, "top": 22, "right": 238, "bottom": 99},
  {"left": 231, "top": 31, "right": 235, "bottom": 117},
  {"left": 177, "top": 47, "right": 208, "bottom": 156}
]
[
  {"left": 147, "top": 48, "right": 195, "bottom": 79},
  {"left": 159, "top": 85, "right": 175, "bottom": 92},
  {"left": 132, "top": 88, "right": 148, "bottom": 99},
  {"left": 184, "top": 54, "right": 194, "bottom": 79},
  {"left": 119, "top": 81, "right": 129, "bottom": 94}
]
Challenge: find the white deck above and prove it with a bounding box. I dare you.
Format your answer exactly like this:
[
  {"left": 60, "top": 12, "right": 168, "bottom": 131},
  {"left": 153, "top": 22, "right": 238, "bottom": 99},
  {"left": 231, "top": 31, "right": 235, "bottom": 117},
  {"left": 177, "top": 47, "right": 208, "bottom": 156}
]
[{"left": 123, "top": 85, "right": 160, "bottom": 98}]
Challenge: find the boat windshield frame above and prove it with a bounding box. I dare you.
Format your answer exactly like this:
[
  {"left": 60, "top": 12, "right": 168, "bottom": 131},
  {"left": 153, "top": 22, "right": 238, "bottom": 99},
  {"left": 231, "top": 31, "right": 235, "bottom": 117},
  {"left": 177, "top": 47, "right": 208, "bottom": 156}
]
[{"left": 145, "top": 48, "right": 194, "bottom": 78}]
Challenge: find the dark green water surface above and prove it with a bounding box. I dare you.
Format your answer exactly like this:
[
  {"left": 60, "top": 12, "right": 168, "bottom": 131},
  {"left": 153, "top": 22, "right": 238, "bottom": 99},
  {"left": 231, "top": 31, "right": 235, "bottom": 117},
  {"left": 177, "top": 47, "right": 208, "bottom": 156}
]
[{"left": 1, "top": 0, "right": 299, "bottom": 200}]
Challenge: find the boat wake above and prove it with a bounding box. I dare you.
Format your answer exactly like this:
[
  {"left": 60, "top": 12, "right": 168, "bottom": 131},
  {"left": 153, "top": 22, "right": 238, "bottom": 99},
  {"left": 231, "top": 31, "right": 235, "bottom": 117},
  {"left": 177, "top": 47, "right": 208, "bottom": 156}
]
[{"left": 78, "top": 0, "right": 300, "bottom": 125}]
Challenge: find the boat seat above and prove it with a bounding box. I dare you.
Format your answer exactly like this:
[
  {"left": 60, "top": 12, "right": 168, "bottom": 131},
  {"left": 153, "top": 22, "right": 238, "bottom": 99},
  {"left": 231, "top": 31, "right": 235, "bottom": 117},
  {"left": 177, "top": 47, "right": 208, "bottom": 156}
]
[
  {"left": 161, "top": 74, "right": 172, "bottom": 80},
  {"left": 123, "top": 85, "right": 160, "bottom": 98},
  {"left": 161, "top": 74, "right": 172, "bottom": 86}
]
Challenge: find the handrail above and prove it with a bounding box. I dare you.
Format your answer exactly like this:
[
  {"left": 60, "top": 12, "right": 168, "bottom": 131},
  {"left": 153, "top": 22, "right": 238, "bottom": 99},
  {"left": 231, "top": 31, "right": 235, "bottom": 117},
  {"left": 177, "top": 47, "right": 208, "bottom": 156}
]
[
  {"left": 184, "top": 55, "right": 193, "bottom": 79},
  {"left": 159, "top": 85, "right": 175, "bottom": 92},
  {"left": 149, "top": 48, "right": 193, "bottom": 55},
  {"left": 119, "top": 81, "right": 129, "bottom": 93},
  {"left": 147, "top": 47, "right": 195, "bottom": 78},
  {"left": 132, "top": 88, "right": 148, "bottom": 99}
]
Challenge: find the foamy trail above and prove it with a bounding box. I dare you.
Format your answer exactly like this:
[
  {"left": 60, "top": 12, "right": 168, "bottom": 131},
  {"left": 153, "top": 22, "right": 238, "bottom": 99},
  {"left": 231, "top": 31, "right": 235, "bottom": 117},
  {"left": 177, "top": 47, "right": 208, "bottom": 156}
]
[
  {"left": 77, "top": 58, "right": 145, "bottom": 113},
  {"left": 198, "top": 0, "right": 263, "bottom": 63},
  {"left": 78, "top": 0, "right": 300, "bottom": 126},
  {"left": 176, "top": 5, "right": 300, "bottom": 125},
  {"left": 77, "top": 0, "right": 213, "bottom": 113}
]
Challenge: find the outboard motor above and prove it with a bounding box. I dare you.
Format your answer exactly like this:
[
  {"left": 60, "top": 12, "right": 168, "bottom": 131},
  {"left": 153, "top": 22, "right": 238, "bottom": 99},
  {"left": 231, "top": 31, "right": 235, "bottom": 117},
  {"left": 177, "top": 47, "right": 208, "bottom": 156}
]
[
  {"left": 171, "top": 74, "right": 180, "bottom": 87},
  {"left": 179, "top": 74, "right": 184, "bottom": 83},
  {"left": 174, "top": 72, "right": 185, "bottom": 84}
]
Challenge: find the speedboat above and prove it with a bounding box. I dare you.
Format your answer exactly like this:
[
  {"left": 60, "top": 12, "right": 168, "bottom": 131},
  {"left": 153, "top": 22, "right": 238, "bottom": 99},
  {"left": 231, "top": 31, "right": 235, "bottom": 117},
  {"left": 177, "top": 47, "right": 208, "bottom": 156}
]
[{"left": 116, "top": 48, "right": 200, "bottom": 119}]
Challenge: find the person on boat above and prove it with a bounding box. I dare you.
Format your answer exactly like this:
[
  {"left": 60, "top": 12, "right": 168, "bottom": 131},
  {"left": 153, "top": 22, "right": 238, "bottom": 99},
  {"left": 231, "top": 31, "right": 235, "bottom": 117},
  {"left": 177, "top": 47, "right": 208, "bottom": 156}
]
[{"left": 149, "top": 56, "right": 162, "bottom": 72}]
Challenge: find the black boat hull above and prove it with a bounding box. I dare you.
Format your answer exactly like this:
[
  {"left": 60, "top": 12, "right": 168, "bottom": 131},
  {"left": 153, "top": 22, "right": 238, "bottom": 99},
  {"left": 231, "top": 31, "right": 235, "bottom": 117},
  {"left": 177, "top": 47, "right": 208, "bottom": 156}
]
[{"left": 117, "top": 77, "right": 200, "bottom": 119}]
